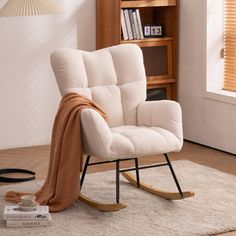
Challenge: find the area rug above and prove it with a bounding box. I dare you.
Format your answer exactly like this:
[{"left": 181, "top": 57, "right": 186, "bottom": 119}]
[{"left": 0, "top": 160, "right": 236, "bottom": 236}]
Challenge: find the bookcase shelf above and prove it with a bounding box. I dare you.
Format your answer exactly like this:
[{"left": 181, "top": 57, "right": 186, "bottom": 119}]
[
  {"left": 121, "top": 37, "right": 174, "bottom": 47},
  {"left": 96, "top": 0, "right": 179, "bottom": 100},
  {"left": 121, "top": 0, "right": 176, "bottom": 8},
  {"left": 148, "top": 76, "right": 175, "bottom": 85},
  {"left": 121, "top": 37, "right": 174, "bottom": 44}
]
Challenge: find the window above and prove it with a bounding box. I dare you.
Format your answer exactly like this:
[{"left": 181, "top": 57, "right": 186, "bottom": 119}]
[{"left": 224, "top": 0, "right": 236, "bottom": 92}]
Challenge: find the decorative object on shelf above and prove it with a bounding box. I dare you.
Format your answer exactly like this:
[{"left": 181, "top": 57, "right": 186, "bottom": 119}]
[
  {"left": 0, "top": 0, "right": 63, "bottom": 17},
  {"left": 144, "top": 24, "right": 163, "bottom": 38},
  {"left": 143, "top": 25, "right": 151, "bottom": 37}
]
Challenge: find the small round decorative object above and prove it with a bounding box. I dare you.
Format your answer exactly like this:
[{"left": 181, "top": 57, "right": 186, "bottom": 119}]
[{"left": 0, "top": 168, "right": 35, "bottom": 183}]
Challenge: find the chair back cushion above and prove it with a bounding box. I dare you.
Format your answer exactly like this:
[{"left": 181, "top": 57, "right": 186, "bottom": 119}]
[{"left": 51, "top": 44, "right": 146, "bottom": 127}]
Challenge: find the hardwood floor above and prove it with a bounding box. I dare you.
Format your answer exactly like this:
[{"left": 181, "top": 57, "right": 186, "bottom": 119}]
[{"left": 0, "top": 141, "right": 235, "bottom": 235}]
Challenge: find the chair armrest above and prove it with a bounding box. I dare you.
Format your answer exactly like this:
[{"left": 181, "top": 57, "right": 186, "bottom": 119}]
[
  {"left": 137, "top": 100, "right": 183, "bottom": 143},
  {"left": 80, "top": 109, "right": 112, "bottom": 157}
]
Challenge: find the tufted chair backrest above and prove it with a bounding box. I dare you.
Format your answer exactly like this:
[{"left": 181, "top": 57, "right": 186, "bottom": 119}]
[{"left": 51, "top": 44, "right": 147, "bottom": 127}]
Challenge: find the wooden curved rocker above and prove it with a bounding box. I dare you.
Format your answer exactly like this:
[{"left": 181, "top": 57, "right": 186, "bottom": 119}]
[
  {"left": 78, "top": 155, "right": 195, "bottom": 212},
  {"left": 78, "top": 171, "right": 194, "bottom": 212},
  {"left": 122, "top": 172, "right": 195, "bottom": 200},
  {"left": 79, "top": 194, "right": 126, "bottom": 212}
]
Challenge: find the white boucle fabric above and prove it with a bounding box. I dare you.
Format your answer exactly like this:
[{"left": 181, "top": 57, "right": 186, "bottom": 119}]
[
  {"left": 0, "top": 161, "right": 236, "bottom": 236},
  {"left": 51, "top": 44, "right": 183, "bottom": 159},
  {"left": 51, "top": 44, "right": 146, "bottom": 128}
]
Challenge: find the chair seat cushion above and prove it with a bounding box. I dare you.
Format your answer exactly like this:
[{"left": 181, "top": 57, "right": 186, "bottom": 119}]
[{"left": 103, "top": 126, "right": 181, "bottom": 160}]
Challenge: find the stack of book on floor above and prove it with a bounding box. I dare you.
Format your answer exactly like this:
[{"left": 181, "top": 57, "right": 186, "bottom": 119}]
[
  {"left": 4, "top": 205, "right": 52, "bottom": 228},
  {"left": 121, "top": 8, "right": 144, "bottom": 41}
]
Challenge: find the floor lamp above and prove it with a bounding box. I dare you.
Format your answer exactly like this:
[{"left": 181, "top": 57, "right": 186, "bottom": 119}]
[{"left": 0, "top": 0, "right": 63, "bottom": 182}]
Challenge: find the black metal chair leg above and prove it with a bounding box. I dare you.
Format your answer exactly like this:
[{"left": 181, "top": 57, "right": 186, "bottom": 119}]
[
  {"left": 164, "top": 153, "right": 184, "bottom": 197},
  {"left": 116, "top": 160, "right": 120, "bottom": 203},
  {"left": 134, "top": 158, "right": 140, "bottom": 188},
  {"left": 80, "top": 155, "right": 91, "bottom": 190}
]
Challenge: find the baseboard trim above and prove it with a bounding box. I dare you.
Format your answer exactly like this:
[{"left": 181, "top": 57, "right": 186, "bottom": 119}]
[{"left": 184, "top": 139, "right": 236, "bottom": 156}]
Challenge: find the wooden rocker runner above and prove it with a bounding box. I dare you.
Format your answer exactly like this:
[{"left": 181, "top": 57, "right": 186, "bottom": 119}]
[{"left": 79, "top": 154, "right": 194, "bottom": 212}]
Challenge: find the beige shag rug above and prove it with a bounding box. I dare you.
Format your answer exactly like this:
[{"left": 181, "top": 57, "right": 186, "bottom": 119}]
[{"left": 0, "top": 160, "right": 236, "bottom": 236}]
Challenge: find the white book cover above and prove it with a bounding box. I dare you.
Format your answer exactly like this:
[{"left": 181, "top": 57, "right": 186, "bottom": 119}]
[
  {"left": 6, "top": 215, "right": 52, "bottom": 228},
  {"left": 121, "top": 9, "right": 128, "bottom": 40},
  {"left": 4, "top": 205, "right": 50, "bottom": 221},
  {"left": 128, "top": 9, "right": 137, "bottom": 40},
  {"left": 136, "top": 9, "right": 144, "bottom": 39},
  {"left": 133, "top": 11, "right": 141, "bottom": 40},
  {"left": 123, "top": 9, "right": 133, "bottom": 40}
]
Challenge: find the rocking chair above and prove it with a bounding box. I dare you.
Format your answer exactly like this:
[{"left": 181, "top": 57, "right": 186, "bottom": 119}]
[{"left": 51, "top": 44, "right": 194, "bottom": 211}]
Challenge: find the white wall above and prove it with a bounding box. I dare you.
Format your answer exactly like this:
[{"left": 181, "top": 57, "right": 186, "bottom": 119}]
[
  {"left": 0, "top": 0, "right": 95, "bottom": 149},
  {"left": 1, "top": 0, "right": 235, "bottom": 154},
  {"left": 179, "top": 0, "right": 236, "bottom": 154}
]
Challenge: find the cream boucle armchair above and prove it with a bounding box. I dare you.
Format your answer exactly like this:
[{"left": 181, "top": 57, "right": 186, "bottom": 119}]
[{"left": 51, "top": 44, "right": 194, "bottom": 211}]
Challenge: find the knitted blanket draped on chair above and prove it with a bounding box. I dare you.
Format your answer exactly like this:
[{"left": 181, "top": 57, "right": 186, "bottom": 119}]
[{"left": 5, "top": 93, "right": 108, "bottom": 212}]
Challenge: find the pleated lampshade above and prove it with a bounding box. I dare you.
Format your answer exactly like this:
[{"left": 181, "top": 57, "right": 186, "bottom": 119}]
[{"left": 0, "top": 0, "right": 63, "bottom": 17}]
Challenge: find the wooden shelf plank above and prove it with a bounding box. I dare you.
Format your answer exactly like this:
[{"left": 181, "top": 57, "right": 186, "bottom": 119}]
[
  {"left": 121, "top": 0, "right": 176, "bottom": 8},
  {"left": 121, "top": 37, "right": 173, "bottom": 47},
  {"left": 147, "top": 76, "right": 175, "bottom": 85},
  {"left": 121, "top": 37, "right": 173, "bottom": 43}
]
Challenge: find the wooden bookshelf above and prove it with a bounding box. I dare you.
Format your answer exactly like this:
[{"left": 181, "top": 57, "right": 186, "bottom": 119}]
[{"left": 96, "top": 0, "right": 179, "bottom": 100}]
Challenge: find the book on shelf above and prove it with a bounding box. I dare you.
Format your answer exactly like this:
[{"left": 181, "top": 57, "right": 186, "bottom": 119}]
[
  {"left": 136, "top": 9, "right": 144, "bottom": 39},
  {"left": 6, "top": 215, "right": 52, "bottom": 228},
  {"left": 122, "top": 8, "right": 144, "bottom": 41},
  {"left": 133, "top": 10, "right": 141, "bottom": 40},
  {"left": 123, "top": 9, "right": 133, "bottom": 40},
  {"left": 128, "top": 9, "right": 137, "bottom": 40},
  {"left": 4, "top": 205, "right": 50, "bottom": 221},
  {"left": 121, "top": 9, "right": 128, "bottom": 40}
]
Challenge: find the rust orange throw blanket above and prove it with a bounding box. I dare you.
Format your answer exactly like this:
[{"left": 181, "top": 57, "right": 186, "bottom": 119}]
[{"left": 5, "top": 93, "right": 108, "bottom": 212}]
